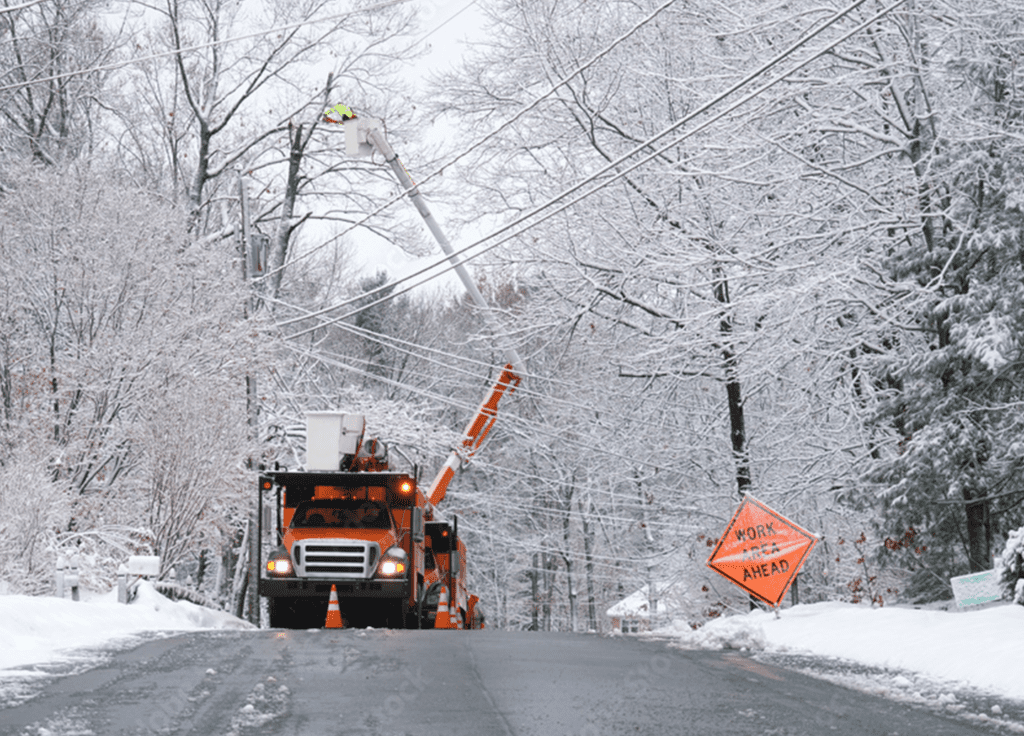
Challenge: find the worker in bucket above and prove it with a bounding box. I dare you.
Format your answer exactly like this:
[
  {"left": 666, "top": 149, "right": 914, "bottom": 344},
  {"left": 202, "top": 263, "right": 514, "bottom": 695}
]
[{"left": 322, "top": 103, "right": 356, "bottom": 124}]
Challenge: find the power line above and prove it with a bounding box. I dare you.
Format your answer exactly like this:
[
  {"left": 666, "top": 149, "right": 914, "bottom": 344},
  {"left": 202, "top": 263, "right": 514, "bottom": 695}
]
[
  {"left": 283, "top": 298, "right": 741, "bottom": 463},
  {"left": 449, "top": 471, "right": 718, "bottom": 531},
  {"left": 266, "top": 0, "right": 686, "bottom": 303},
  {"left": 295, "top": 322, "right": 762, "bottom": 493},
  {"left": 288, "top": 340, "right": 708, "bottom": 480},
  {"left": 452, "top": 513, "right": 691, "bottom": 569},
  {"left": 309, "top": 319, "right": 707, "bottom": 437},
  {"left": 280, "top": 0, "right": 906, "bottom": 339},
  {"left": 315, "top": 318, "right": 593, "bottom": 403},
  {"left": 415, "top": 0, "right": 480, "bottom": 47}
]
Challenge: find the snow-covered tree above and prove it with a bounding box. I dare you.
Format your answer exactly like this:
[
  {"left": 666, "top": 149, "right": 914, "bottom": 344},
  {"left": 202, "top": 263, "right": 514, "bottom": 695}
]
[
  {"left": 425, "top": 0, "right": 910, "bottom": 621},
  {"left": 997, "top": 525, "right": 1024, "bottom": 605},
  {"left": 858, "top": 1, "right": 1024, "bottom": 598},
  {"left": 0, "top": 164, "right": 253, "bottom": 596}
]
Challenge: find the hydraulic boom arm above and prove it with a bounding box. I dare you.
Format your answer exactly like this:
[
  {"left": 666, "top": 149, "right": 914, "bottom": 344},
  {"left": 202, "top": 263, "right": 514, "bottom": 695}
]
[
  {"left": 426, "top": 363, "right": 521, "bottom": 507},
  {"left": 328, "top": 106, "right": 526, "bottom": 508}
]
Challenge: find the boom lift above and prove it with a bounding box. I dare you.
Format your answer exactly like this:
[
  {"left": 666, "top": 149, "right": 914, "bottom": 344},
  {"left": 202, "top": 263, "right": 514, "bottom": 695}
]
[{"left": 255, "top": 107, "right": 523, "bottom": 629}]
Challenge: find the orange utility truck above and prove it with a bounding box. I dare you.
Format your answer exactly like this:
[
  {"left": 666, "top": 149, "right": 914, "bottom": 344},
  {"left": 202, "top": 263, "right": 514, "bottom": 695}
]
[{"left": 257, "top": 365, "right": 519, "bottom": 629}]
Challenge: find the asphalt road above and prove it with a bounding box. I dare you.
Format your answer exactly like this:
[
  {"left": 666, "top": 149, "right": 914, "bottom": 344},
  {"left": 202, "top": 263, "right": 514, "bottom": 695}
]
[{"left": 0, "top": 628, "right": 1005, "bottom": 736}]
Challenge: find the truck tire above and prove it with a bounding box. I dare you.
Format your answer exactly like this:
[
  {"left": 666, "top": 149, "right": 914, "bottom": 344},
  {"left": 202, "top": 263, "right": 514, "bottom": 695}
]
[
  {"left": 418, "top": 582, "right": 441, "bottom": 628},
  {"left": 269, "top": 597, "right": 327, "bottom": 629},
  {"left": 269, "top": 597, "right": 294, "bottom": 629},
  {"left": 385, "top": 600, "right": 407, "bottom": 629}
]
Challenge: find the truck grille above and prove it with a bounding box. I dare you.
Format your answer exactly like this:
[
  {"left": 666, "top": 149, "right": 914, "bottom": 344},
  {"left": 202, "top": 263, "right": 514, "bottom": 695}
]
[{"left": 293, "top": 540, "right": 379, "bottom": 579}]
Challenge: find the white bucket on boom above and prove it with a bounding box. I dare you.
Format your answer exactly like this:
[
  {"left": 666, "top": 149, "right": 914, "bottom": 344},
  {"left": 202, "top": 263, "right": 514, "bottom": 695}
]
[{"left": 305, "top": 412, "right": 364, "bottom": 471}]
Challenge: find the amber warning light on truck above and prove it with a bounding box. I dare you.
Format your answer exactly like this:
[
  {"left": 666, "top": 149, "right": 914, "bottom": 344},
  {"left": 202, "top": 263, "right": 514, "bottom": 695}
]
[{"left": 706, "top": 495, "right": 818, "bottom": 607}]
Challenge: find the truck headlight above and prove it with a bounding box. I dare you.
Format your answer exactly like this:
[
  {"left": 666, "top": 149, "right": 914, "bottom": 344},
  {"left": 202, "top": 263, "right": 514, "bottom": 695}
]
[
  {"left": 377, "top": 547, "right": 408, "bottom": 577},
  {"left": 266, "top": 547, "right": 294, "bottom": 577}
]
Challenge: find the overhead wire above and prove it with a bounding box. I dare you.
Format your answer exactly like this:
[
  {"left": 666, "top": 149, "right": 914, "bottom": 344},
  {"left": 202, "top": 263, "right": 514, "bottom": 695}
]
[
  {"left": 280, "top": 0, "right": 908, "bottom": 339},
  {"left": 267, "top": 0, "right": 687, "bottom": 311},
  {"left": 451, "top": 512, "right": 692, "bottom": 570},
  {"left": 288, "top": 338, "right": 710, "bottom": 481},
  {"left": 283, "top": 342, "right": 481, "bottom": 417},
  {"left": 313, "top": 318, "right": 646, "bottom": 412},
  {"left": 448, "top": 475, "right": 718, "bottom": 531},
  {"left": 413, "top": 0, "right": 480, "bottom": 47},
  {"left": 292, "top": 317, "right": 720, "bottom": 466}
]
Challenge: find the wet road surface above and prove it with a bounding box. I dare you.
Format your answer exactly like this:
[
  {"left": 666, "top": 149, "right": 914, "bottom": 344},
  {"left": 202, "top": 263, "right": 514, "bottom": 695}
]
[{"left": 0, "top": 628, "right": 1010, "bottom": 735}]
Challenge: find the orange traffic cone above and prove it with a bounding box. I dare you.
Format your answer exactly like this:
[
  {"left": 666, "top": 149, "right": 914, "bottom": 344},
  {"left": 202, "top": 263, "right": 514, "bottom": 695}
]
[
  {"left": 434, "top": 586, "right": 450, "bottom": 629},
  {"left": 325, "top": 584, "right": 343, "bottom": 629}
]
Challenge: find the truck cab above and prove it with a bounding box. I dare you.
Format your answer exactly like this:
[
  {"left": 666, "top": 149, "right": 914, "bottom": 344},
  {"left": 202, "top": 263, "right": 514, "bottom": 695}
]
[{"left": 259, "top": 468, "right": 426, "bottom": 628}]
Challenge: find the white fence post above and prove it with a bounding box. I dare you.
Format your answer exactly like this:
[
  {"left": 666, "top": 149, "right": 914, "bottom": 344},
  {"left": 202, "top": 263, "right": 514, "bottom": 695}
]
[
  {"left": 117, "top": 563, "right": 129, "bottom": 604},
  {"left": 67, "top": 554, "right": 80, "bottom": 601},
  {"left": 55, "top": 555, "right": 66, "bottom": 599}
]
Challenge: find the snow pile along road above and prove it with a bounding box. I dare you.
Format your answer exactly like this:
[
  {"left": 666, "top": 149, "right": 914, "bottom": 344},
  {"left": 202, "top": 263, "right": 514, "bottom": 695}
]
[
  {"left": 0, "top": 582, "right": 252, "bottom": 674},
  {"left": 660, "top": 601, "right": 1024, "bottom": 701}
]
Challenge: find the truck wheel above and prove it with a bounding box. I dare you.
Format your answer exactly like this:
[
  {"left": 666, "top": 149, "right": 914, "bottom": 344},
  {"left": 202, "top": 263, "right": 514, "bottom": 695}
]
[
  {"left": 385, "top": 600, "right": 408, "bottom": 629},
  {"left": 419, "top": 582, "right": 441, "bottom": 628},
  {"left": 269, "top": 598, "right": 294, "bottom": 628},
  {"left": 298, "top": 597, "right": 328, "bottom": 628}
]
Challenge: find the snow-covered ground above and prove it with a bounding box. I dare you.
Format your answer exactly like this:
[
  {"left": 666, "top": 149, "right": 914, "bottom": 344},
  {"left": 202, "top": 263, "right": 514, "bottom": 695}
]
[
  {"left": 658, "top": 600, "right": 1024, "bottom": 730},
  {"left": 0, "top": 582, "right": 251, "bottom": 676}
]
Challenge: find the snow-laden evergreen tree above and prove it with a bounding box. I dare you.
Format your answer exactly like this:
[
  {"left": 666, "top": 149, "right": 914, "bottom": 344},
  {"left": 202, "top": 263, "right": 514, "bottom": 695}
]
[
  {"left": 997, "top": 525, "right": 1024, "bottom": 605},
  {"left": 866, "top": 3, "right": 1024, "bottom": 599}
]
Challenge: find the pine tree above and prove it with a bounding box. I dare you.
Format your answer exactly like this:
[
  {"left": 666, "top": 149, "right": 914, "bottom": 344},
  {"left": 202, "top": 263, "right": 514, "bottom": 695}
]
[{"left": 868, "top": 5, "right": 1024, "bottom": 599}]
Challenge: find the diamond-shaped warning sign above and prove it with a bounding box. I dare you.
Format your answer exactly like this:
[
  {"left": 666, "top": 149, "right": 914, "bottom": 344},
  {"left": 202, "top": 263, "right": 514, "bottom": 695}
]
[{"left": 706, "top": 495, "right": 818, "bottom": 606}]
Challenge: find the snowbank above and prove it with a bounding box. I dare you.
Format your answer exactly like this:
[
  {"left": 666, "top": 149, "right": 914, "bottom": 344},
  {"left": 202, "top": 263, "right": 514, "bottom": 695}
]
[
  {"left": 660, "top": 601, "right": 1024, "bottom": 701},
  {"left": 0, "top": 582, "right": 252, "bottom": 674}
]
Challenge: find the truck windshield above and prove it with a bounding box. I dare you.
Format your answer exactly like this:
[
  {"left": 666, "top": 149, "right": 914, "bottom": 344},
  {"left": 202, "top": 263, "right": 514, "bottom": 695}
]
[{"left": 290, "top": 500, "right": 392, "bottom": 529}]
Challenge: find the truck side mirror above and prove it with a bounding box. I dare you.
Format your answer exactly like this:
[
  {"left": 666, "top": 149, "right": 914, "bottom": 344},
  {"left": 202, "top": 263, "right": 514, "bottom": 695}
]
[{"left": 412, "top": 507, "right": 424, "bottom": 543}]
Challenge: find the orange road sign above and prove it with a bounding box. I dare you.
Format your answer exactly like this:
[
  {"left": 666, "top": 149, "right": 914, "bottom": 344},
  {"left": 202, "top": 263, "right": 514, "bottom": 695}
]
[{"left": 706, "top": 495, "right": 818, "bottom": 606}]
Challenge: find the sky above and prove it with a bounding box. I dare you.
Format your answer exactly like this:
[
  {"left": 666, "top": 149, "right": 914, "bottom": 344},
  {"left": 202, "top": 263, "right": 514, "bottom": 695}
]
[{"left": 417, "top": 0, "right": 487, "bottom": 80}]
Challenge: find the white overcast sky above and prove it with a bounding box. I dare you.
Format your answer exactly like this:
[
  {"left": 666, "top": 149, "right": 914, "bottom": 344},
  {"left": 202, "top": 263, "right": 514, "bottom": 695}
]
[{"left": 417, "top": 0, "right": 487, "bottom": 80}]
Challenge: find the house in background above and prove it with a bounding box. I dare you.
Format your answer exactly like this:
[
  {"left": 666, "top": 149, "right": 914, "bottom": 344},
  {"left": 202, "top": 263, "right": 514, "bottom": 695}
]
[{"left": 606, "top": 581, "right": 685, "bottom": 634}]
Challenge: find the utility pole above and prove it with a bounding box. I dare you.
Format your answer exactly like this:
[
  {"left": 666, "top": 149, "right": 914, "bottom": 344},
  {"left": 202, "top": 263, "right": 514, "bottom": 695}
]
[
  {"left": 237, "top": 169, "right": 261, "bottom": 626},
  {"left": 237, "top": 170, "right": 260, "bottom": 437}
]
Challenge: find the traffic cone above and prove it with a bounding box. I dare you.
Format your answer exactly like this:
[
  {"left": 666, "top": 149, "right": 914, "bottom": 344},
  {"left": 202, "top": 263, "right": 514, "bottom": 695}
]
[
  {"left": 325, "top": 584, "right": 343, "bottom": 629},
  {"left": 450, "top": 589, "right": 462, "bottom": 630},
  {"left": 434, "top": 586, "right": 450, "bottom": 629}
]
